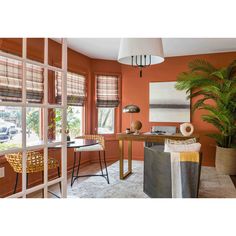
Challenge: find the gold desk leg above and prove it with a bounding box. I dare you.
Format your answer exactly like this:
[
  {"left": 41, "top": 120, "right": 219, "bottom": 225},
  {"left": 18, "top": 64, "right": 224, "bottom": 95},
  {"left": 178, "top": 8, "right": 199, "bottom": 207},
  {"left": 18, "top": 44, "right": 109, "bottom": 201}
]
[
  {"left": 128, "top": 140, "right": 132, "bottom": 173},
  {"left": 119, "top": 140, "right": 132, "bottom": 180},
  {"left": 119, "top": 140, "right": 124, "bottom": 179}
]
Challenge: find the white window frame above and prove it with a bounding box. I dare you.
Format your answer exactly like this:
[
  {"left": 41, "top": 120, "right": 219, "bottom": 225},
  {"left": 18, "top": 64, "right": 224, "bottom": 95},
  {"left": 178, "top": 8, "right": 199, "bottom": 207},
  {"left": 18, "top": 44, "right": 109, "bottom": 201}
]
[{"left": 0, "top": 38, "right": 68, "bottom": 198}]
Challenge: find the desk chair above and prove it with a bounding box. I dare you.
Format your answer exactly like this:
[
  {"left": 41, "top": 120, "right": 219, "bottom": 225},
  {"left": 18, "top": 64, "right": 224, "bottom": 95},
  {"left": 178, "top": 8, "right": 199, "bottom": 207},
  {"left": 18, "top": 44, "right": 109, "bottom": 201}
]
[
  {"left": 71, "top": 135, "right": 109, "bottom": 187},
  {"left": 144, "top": 144, "right": 202, "bottom": 198},
  {"left": 6, "top": 151, "right": 61, "bottom": 195}
]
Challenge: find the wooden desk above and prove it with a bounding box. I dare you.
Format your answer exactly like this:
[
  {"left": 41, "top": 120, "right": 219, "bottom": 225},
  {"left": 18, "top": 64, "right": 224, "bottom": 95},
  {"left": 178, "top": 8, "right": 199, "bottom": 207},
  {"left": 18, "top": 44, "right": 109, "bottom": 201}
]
[{"left": 117, "top": 133, "right": 199, "bottom": 180}]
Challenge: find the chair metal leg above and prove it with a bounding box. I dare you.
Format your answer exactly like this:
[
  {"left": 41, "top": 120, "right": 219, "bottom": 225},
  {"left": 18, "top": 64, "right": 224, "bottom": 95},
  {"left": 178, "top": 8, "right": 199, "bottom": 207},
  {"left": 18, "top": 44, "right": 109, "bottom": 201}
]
[
  {"left": 76, "top": 152, "right": 81, "bottom": 178},
  {"left": 42, "top": 171, "right": 44, "bottom": 198},
  {"left": 103, "top": 151, "right": 110, "bottom": 184},
  {"left": 98, "top": 151, "right": 104, "bottom": 175},
  {"left": 71, "top": 150, "right": 109, "bottom": 185},
  {"left": 26, "top": 173, "right": 29, "bottom": 189},
  {"left": 57, "top": 167, "right": 61, "bottom": 193},
  {"left": 14, "top": 173, "right": 19, "bottom": 194},
  {"left": 71, "top": 152, "right": 77, "bottom": 187}
]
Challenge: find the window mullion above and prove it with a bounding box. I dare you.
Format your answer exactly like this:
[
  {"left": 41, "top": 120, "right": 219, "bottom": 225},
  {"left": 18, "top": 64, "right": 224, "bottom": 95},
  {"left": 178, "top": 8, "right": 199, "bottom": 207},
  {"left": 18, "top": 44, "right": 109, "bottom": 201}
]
[
  {"left": 22, "top": 38, "right": 27, "bottom": 198},
  {"left": 43, "top": 38, "right": 49, "bottom": 198},
  {"left": 61, "top": 38, "right": 67, "bottom": 198}
]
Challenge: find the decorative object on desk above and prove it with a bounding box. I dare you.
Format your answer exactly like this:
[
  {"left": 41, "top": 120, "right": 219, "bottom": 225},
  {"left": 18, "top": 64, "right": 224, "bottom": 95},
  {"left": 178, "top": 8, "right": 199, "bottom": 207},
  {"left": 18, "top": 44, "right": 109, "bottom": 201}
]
[
  {"left": 175, "top": 59, "right": 236, "bottom": 174},
  {"left": 118, "top": 38, "right": 164, "bottom": 78},
  {"left": 126, "top": 128, "right": 131, "bottom": 134},
  {"left": 123, "top": 104, "right": 140, "bottom": 131},
  {"left": 149, "top": 82, "right": 190, "bottom": 122},
  {"left": 151, "top": 126, "right": 176, "bottom": 135},
  {"left": 131, "top": 120, "right": 142, "bottom": 135},
  {"left": 180, "top": 123, "right": 194, "bottom": 136}
]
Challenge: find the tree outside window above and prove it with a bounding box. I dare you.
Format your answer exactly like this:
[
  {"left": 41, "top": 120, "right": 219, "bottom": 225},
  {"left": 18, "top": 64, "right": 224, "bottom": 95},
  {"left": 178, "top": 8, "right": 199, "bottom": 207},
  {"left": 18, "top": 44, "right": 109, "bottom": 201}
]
[{"left": 98, "top": 108, "right": 115, "bottom": 134}]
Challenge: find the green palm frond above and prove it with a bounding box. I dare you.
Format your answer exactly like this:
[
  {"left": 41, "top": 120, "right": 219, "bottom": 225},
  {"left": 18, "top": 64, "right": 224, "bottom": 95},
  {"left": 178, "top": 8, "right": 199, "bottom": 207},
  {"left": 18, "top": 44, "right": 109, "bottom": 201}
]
[
  {"left": 201, "top": 86, "right": 221, "bottom": 97},
  {"left": 176, "top": 59, "right": 236, "bottom": 148},
  {"left": 175, "top": 76, "right": 219, "bottom": 92},
  {"left": 201, "top": 104, "right": 235, "bottom": 128},
  {"left": 226, "top": 60, "right": 236, "bottom": 79},
  {"left": 188, "top": 59, "right": 217, "bottom": 74},
  {"left": 210, "top": 69, "right": 227, "bottom": 80},
  {"left": 207, "top": 133, "right": 225, "bottom": 147},
  {"left": 201, "top": 114, "right": 225, "bottom": 132},
  {"left": 192, "top": 97, "right": 210, "bottom": 112}
]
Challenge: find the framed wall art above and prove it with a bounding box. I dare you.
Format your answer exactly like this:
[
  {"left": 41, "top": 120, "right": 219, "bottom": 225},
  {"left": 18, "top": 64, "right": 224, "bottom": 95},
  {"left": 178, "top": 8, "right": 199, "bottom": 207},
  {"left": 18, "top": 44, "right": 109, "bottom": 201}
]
[{"left": 149, "top": 81, "right": 190, "bottom": 122}]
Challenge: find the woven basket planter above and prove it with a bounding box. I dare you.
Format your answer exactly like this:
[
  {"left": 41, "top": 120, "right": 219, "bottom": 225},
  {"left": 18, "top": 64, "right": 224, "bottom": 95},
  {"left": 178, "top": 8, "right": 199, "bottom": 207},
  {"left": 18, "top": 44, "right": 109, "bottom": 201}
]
[{"left": 215, "top": 146, "right": 236, "bottom": 175}]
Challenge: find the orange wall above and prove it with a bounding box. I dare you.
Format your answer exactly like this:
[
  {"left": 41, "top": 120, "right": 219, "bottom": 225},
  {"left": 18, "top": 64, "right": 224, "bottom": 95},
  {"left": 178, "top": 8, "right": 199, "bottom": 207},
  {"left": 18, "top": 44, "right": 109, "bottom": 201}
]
[{"left": 121, "top": 51, "right": 236, "bottom": 166}]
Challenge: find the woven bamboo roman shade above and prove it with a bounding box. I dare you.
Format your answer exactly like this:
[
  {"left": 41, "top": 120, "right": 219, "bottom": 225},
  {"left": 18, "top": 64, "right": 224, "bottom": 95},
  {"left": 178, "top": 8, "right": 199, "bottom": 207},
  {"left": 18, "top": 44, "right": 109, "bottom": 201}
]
[
  {"left": 56, "top": 71, "right": 86, "bottom": 106},
  {"left": 0, "top": 56, "right": 44, "bottom": 103},
  {"left": 96, "top": 75, "right": 119, "bottom": 108}
]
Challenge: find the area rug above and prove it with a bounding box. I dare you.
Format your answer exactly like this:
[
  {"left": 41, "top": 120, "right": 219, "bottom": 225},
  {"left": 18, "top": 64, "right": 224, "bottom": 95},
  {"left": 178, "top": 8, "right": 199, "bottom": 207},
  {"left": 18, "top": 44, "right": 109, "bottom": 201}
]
[{"left": 67, "top": 160, "right": 236, "bottom": 198}]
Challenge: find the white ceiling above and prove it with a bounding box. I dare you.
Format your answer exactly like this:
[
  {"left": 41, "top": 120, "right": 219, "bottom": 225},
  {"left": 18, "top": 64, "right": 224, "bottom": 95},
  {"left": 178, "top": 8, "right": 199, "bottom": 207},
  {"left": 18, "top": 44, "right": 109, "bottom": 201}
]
[{"left": 59, "top": 38, "right": 236, "bottom": 60}]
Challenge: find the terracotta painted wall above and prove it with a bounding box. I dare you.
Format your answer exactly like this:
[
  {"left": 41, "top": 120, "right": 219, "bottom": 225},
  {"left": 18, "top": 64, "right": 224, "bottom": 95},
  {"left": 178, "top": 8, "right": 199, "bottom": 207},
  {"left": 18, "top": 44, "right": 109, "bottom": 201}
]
[{"left": 121, "top": 51, "right": 236, "bottom": 166}]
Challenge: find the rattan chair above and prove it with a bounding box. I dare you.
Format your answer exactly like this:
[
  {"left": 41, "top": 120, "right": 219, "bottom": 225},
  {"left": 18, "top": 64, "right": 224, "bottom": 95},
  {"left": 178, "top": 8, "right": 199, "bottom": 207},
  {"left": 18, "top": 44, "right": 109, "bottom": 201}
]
[
  {"left": 6, "top": 151, "right": 61, "bottom": 194},
  {"left": 71, "top": 135, "right": 109, "bottom": 187}
]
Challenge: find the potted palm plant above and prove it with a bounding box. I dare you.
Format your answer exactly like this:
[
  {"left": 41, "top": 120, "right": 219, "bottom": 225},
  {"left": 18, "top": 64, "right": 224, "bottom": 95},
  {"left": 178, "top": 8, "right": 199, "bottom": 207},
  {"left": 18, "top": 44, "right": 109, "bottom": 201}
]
[{"left": 175, "top": 59, "right": 236, "bottom": 174}]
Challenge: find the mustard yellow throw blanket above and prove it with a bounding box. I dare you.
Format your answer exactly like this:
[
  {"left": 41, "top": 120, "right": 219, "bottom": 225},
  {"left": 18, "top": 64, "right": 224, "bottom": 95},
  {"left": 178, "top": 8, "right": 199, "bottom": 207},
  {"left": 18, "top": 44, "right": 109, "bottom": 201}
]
[{"left": 170, "top": 152, "right": 200, "bottom": 198}]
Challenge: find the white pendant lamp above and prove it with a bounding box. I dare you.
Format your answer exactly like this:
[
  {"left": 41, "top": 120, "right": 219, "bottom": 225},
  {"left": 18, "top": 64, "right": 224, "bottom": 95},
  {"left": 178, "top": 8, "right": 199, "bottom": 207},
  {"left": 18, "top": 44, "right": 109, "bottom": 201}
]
[{"left": 118, "top": 38, "right": 165, "bottom": 77}]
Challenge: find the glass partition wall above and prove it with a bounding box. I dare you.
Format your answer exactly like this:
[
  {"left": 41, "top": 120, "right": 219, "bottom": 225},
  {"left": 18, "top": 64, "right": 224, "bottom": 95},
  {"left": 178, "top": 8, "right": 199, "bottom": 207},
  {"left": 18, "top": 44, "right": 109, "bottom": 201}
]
[{"left": 0, "top": 38, "right": 68, "bottom": 198}]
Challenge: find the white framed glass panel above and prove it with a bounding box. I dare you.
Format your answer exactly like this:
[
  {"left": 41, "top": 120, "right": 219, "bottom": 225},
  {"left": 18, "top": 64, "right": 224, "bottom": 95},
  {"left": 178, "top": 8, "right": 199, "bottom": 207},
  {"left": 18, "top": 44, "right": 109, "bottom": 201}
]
[
  {"left": 48, "top": 108, "right": 62, "bottom": 143},
  {"left": 26, "top": 107, "right": 43, "bottom": 147},
  {"left": 67, "top": 106, "right": 83, "bottom": 139},
  {"left": 0, "top": 56, "right": 23, "bottom": 103},
  {"left": 0, "top": 106, "right": 22, "bottom": 152},
  {"left": 98, "top": 107, "right": 115, "bottom": 134},
  {"left": 0, "top": 38, "right": 68, "bottom": 198},
  {"left": 3, "top": 151, "right": 23, "bottom": 197}
]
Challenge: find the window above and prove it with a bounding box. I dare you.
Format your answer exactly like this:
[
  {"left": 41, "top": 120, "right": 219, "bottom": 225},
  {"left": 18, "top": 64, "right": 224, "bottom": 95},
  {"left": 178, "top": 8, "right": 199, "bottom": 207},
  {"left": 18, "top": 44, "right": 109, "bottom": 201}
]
[
  {"left": 26, "top": 107, "right": 42, "bottom": 146},
  {"left": 98, "top": 107, "right": 115, "bottom": 134},
  {"left": 67, "top": 106, "right": 83, "bottom": 139},
  {"left": 0, "top": 56, "right": 44, "bottom": 150},
  {"left": 96, "top": 75, "right": 119, "bottom": 108},
  {"left": 55, "top": 71, "right": 86, "bottom": 106},
  {"left": 0, "top": 56, "right": 44, "bottom": 103},
  {"left": 96, "top": 75, "right": 120, "bottom": 135},
  {"left": 55, "top": 71, "right": 85, "bottom": 139},
  {"left": 53, "top": 106, "right": 83, "bottom": 140},
  {"left": 0, "top": 95, "right": 43, "bottom": 151},
  {"left": 0, "top": 106, "right": 22, "bottom": 151}
]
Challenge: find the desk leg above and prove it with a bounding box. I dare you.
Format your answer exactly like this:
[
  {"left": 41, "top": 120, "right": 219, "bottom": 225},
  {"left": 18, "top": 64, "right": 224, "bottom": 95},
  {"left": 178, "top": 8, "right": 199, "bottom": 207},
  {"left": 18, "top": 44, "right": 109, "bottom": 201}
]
[
  {"left": 119, "top": 140, "right": 132, "bottom": 180},
  {"left": 119, "top": 140, "right": 124, "bottom": 179},
  {"left": 128, "top": 140, "right": 132, "bottom": 173}
]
